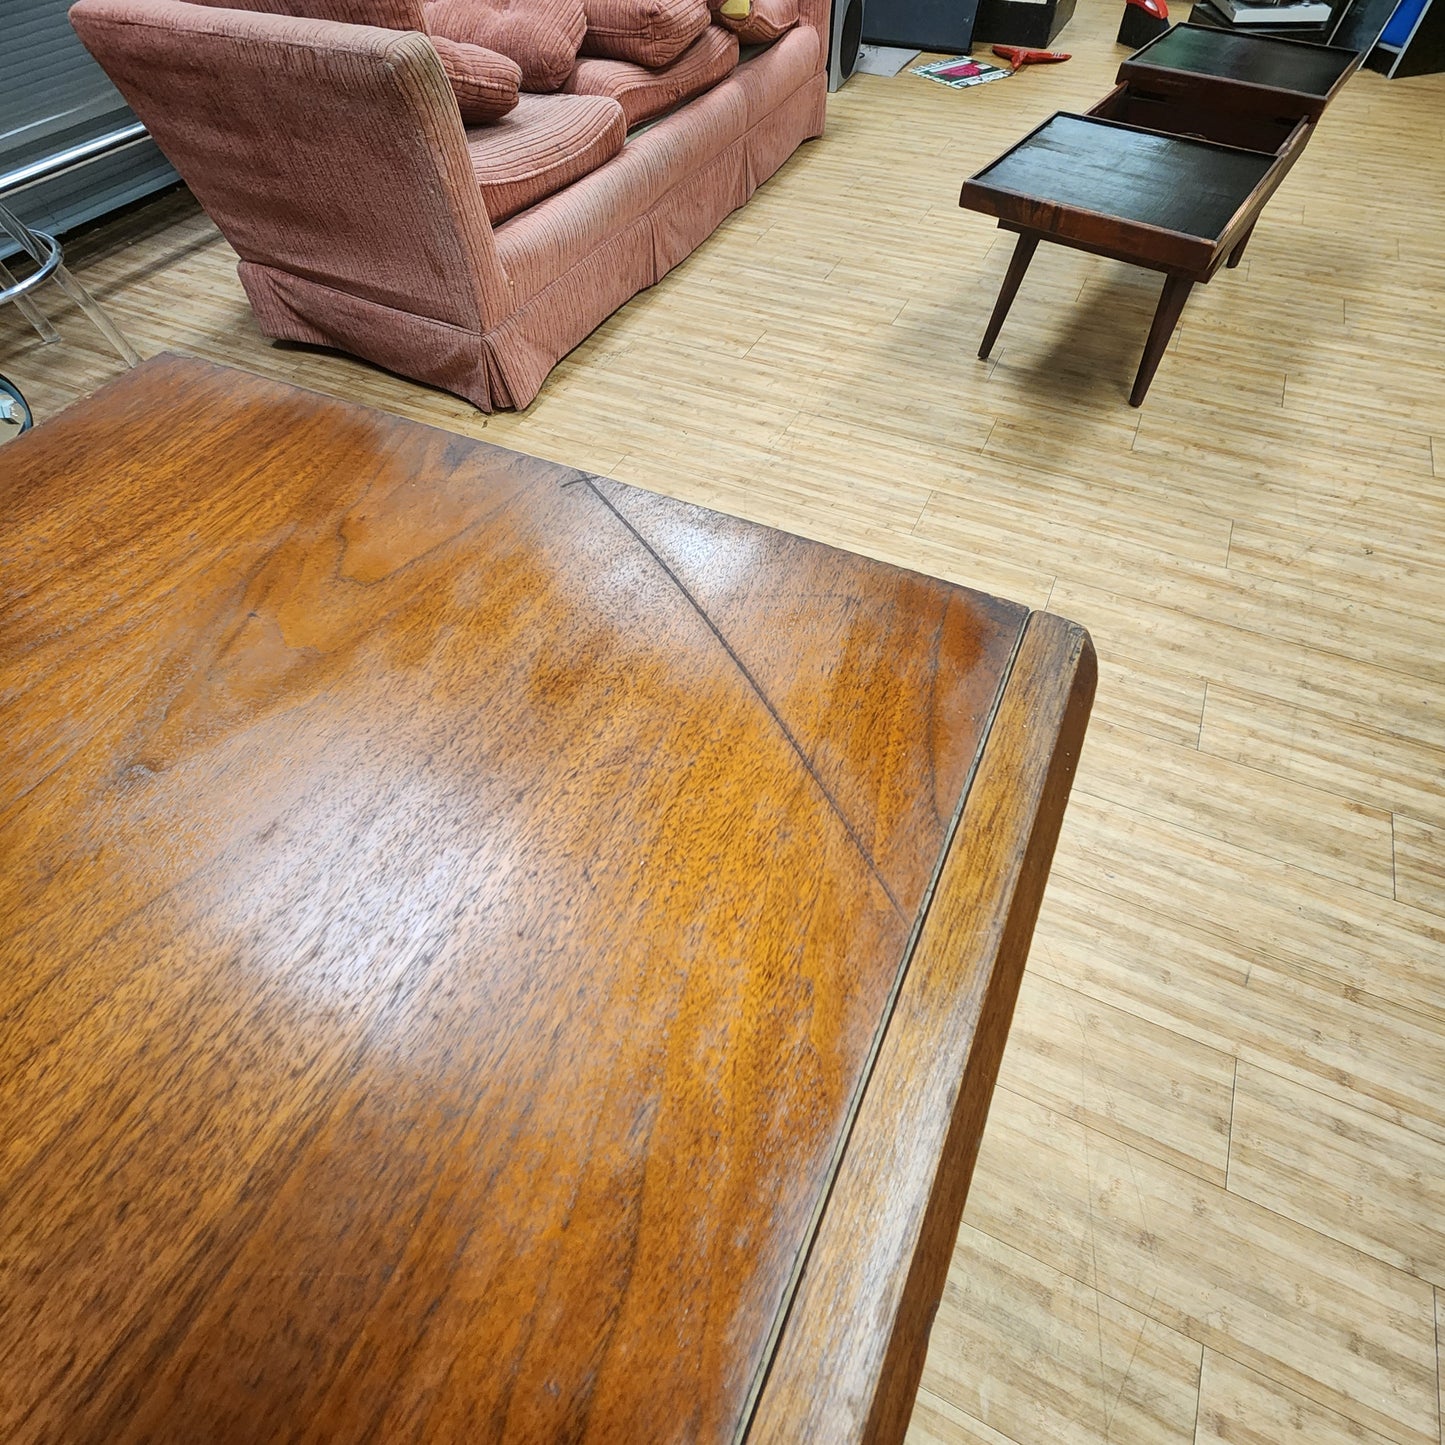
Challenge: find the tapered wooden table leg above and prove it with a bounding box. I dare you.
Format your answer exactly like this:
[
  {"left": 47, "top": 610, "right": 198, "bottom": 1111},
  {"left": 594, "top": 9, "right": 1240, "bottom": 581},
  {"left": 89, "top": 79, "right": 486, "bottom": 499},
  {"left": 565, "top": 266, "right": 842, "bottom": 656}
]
[
  {"left": 978, "top": 232, "right": 1040, "bottom": 360},
  {"left": 1226, "top": 220, "right": 1258, "bottom": 269},
  {"left": 1129, "top": 272, "right": 1194, "bottom": 407}
]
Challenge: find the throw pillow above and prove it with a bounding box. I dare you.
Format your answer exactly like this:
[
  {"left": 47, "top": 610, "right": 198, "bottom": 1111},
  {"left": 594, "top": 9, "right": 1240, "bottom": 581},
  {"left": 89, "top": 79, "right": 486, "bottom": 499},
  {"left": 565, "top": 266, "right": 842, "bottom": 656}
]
[
  {"left": 426, "top": 0, "right": 588, "bottom": 92},
  {"left": 715, "top": 0, "right": 795, "bottom": 42},
  {"left": 580, "top": 0, "right": 710, "bottom": 68},
  {"left": 430, "top": 35, "right": 522, "bottom": 120}
]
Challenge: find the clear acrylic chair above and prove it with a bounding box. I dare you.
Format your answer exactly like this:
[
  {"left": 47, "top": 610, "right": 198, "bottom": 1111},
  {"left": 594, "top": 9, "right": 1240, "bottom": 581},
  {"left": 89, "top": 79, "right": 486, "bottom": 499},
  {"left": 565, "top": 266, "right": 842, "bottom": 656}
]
[{"left": 0, "top": 197, "right": 141, "bottom": 367}]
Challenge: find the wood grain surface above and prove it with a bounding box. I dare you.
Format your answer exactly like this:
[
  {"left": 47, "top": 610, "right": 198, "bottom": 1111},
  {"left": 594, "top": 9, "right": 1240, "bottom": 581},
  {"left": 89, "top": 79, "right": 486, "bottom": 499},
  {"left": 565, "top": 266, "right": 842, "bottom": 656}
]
[
  {"left": 4, "top": 15, "right": 1443, "bottom": 1440},
  {"left": 749, "top": 612, "right": 1096, "bottom": 1444},
  {"left": 0, "top": 355, "right": 1091, "bottom": 1443}
]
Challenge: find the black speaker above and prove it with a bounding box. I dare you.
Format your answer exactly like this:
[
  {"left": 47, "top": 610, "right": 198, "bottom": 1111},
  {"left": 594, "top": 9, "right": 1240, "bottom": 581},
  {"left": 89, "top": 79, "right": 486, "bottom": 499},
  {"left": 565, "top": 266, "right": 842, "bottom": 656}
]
[
  {"left": 863, "top": 0, "right": 979, "bottom": 53},
  {"left": 1117, "top": 0, "right": 1169, "bottom": 45},
  {"left": 829, "top": 0, "right": 865, "bottom": 89}
]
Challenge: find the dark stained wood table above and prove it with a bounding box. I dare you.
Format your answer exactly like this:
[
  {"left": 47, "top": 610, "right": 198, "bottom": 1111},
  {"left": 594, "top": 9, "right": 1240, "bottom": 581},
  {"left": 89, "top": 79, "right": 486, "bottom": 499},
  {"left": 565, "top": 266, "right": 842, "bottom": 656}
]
[
  {"left": 1118, "top": 23, "right": 1359, "bottom": 123},
  {"left": 960, "top": 109, "right": 1311, "bottom": 404},
  {"left": 0, "top": 355, "right": 1094, "bottom": 1445}
]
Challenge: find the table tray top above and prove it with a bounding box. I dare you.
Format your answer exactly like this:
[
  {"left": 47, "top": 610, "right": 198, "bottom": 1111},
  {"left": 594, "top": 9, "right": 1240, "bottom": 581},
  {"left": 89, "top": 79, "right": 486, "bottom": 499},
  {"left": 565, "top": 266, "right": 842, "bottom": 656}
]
[
  {"left": 1119, "top": 24, "right": 1358, "bottom": 115},
  {"left": 961, "top": 113, "right": 1279, "bottom": 270},
  {"left": 0, "top": 356, "right": 1071, "bottom": 1443}
]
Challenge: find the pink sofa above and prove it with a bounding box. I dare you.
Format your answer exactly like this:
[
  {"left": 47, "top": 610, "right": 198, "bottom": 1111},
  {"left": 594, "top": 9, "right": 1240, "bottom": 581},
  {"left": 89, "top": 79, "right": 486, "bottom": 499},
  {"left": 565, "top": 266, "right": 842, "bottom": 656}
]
[{"left": 70, "top": 0, "right": 826, "bottom": 410}]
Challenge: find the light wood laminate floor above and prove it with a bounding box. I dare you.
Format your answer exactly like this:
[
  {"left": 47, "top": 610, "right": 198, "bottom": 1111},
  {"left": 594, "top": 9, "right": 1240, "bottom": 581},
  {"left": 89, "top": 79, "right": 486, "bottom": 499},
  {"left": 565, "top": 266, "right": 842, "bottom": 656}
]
[{"left": 3, "top": 2, "right": 1443, "bottom": 1439}]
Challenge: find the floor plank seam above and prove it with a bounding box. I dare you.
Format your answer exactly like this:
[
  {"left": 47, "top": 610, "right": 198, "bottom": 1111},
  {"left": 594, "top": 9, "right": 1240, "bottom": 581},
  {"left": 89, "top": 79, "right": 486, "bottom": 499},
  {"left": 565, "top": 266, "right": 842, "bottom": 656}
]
[
  {"left": 1189, "top": 1348, "right": 1204, "bottom": 1445},
  {"left": 965, "top": 1173, "right": 1434, "bottom": 1444},
  {"left": 1435, "top": 1287, "right": 1443, "bottom": 1445},
  {"left": 1037, "top": 869, "right": 1445, "bottom": 1052},
  {"left": 1193, "top": 713, "right": 1444, "bottom": 825},
  {"left": 1230, "top": 1054, "right": 1445, "bottom": 1180},
  {"left": 1067, "top": 772, "right": 1399, "bottom": 905},
  {"left": 1224, "top": 1058, "right": 1239, "bottom": 1196}
]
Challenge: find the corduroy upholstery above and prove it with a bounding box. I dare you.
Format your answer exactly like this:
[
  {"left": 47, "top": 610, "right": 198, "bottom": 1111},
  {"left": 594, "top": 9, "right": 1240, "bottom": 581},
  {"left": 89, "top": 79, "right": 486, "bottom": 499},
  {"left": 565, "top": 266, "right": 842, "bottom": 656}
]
[
  {"left": 184, "top": 0, "right": 520, "bottom": 120},
  {"left": 466, "top": 92, "right": 626, "bottom": 219},
  {"left": 71, "top": 0, "right": 825, "bottom": 411},
  {"left": 578, "top": 0, "right": 708, "bottom": 66},
  {"left": 717, "top": 0, "right": 795, "bottom": 44},
  {"left": 564, "top": 24, "right": 736, "bottom": 127},
  {"left": 426, "top": 0, "right": 585, "bottom": 91},
  {"left": 184, "top": 0, "right": 424, "bottom": 19},
  {"left": 790, "top": 0, "right": 822, "bottom": 41},
  {"left": 431, "top": 35, "right": 522, "bottom": 119},
  {"left": 499, "top": 50, "right": 747, "bottom": 304}
]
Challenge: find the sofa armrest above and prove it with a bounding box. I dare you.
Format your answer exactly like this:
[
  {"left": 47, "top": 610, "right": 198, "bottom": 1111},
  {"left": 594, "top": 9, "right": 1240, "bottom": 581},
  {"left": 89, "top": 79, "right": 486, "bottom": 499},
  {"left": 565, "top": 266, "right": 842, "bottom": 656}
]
[
  {"left": 70, "top": 0, "right": 516, "bottom": 333},
  {"left": 794, "top": 0, "right": 829, "bottom": 54}
]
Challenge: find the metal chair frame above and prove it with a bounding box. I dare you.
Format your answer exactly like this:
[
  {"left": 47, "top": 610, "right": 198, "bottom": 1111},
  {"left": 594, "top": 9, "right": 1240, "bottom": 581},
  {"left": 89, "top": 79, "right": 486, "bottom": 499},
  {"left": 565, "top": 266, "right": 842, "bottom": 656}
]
[{"left": 0, "top": 123, "right": 148, "bottom": 367}]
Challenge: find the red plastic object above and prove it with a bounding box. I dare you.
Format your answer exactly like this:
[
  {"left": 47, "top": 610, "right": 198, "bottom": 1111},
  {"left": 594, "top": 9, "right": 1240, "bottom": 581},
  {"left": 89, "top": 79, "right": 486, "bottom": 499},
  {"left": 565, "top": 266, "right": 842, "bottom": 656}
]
[
  {"left": 991, "top": 45, "right": 1073, "bottom": 70},
  {"left": 1127, "top": 0, "right": 1169, "bottom": 20}
]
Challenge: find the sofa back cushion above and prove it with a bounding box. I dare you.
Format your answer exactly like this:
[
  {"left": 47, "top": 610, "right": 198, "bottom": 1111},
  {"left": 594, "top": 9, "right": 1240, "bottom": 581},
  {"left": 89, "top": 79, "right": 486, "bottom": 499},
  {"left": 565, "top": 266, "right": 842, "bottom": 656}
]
[
  {"left": 564, "top": 24, "right": 735, "bottom": 126},
  {"left": 426, "top": 0, "right": 586, "bottom": 91},
  {"left": 579, "top": 0, "right": 708, "bottom": 67}
]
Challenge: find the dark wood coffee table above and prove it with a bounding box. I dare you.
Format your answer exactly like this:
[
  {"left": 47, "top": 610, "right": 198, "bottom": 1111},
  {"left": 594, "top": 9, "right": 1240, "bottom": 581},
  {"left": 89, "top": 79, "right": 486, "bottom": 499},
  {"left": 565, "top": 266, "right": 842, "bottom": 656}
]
[
  {"left": 0, "top": 355, "right": 1094, "bottom": 1444},
  {"left": 1119, "top": 22, "right": 1359, "bottom": 120},
  {"left": 960, "top": 110, "right": 1309, "bottom": 404}
]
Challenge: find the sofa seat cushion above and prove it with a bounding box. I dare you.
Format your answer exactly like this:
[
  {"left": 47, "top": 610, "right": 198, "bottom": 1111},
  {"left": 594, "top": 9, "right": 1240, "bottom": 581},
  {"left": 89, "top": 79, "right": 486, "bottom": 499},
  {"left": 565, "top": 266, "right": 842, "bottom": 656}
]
[
  {"left": 427, "top": 0, "right": 586, "bottom": 92},
  {"left": 563, "top": 25, "right": 737, "bottom": 127},
  {"left": 580, "top": 0, "right": 710, "bottom": 66},
  {"left": 716, "top": 0, "right": 797, "bottom": 44},
  {"left": 466, "top": 91, "right": 626, "bottom": 220},
  {"left": 495, "top": 63, "right": 748, "bottom": 306},
  {"left": 431, "top": 36, "right": 522, "bottom": 120}
]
